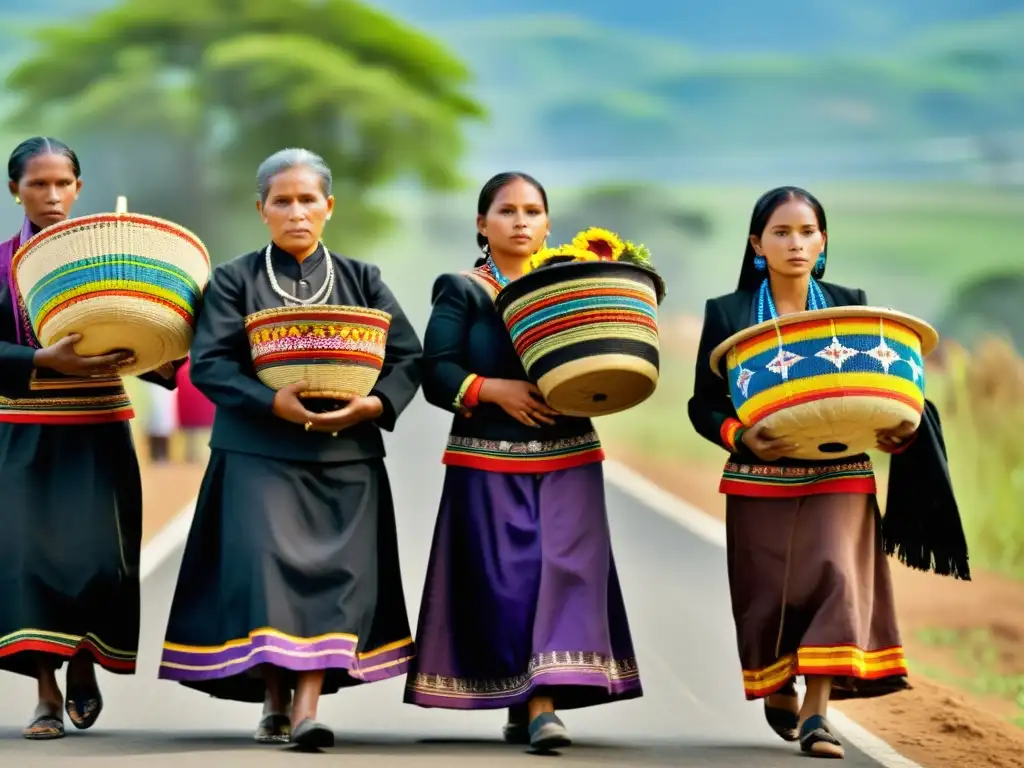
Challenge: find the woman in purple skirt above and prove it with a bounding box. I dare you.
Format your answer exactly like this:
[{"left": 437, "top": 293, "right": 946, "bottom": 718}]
[{"left": 404, "top": 172, "right": 642, "bottom": 751}]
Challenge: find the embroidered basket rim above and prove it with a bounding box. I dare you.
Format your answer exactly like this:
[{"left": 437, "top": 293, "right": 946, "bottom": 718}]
[
  {"left": 708, "top": 305, "right": 939, "bottom": 378},
  {"left": 244, "top": 304, "right": 392, "bottom": 328},
  {"left": 11, "top": 211, "right": 210, "bottom": 274}
]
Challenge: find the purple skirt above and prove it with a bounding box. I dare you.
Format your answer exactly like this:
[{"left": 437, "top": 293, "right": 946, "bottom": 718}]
[{"left": 404, "top": 462, "right": 642, "bottom": 710}]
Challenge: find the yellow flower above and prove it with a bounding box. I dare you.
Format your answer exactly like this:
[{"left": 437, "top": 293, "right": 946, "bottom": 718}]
[
  {"left": 571, "top": 227, "right": 625, "bottom": 261},
  {"left": 524, "top": 245, "right": 592, "bottom": 274}
]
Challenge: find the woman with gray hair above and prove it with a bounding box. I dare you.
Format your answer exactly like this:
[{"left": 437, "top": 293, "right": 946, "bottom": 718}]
[{"left": 157, "top": 148, "right": 423, "bottom": 749}]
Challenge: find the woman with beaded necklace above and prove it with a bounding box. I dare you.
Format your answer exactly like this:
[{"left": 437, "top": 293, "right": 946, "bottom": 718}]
[
  {"left": 687, "top": 186, "right": 923, "bottom": 759},
  {"left": 404, "top": 172, "right": 643, "bottom": 752},
  {"left": 157, "top": 148, "right": 422, "bottom": 749}
]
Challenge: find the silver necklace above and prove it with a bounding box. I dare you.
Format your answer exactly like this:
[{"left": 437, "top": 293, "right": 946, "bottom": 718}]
[{"left": 264, "top": 242, "right": 335, "bottom": 305}]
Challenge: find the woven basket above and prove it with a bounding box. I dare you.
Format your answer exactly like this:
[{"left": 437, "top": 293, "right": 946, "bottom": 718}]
[
  {"left": 494, "top": 260, "right": 663, "bottom": 417},
  {"left": 12, "top": 197, "right": 210, "bottom": 376},
  {"left": 709, "top": 306, "right": 939, "bottom": 460},
  {"left": 245, "top": 305, "right": 391, "bottom": 400}
]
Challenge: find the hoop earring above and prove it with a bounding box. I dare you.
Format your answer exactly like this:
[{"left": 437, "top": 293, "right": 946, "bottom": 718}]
[
  {"left": 753, "top": 255, "right": 766, "bottom": 271},
  {"left": 814, "top": 253, "right": 826, "bottom": 276}
]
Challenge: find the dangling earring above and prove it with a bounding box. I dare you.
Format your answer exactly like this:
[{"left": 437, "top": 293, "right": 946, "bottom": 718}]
[
  {"left": 753, "top": 254, "right": 766, "bottom": 271},
  {"left": 14, "top": 195, "right": 20, "bottom": 205},
  {"left": 814, "top": 252, "right": 826, "bottom": 276}
]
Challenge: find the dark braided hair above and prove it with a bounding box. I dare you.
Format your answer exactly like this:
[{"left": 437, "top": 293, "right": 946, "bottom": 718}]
[{"left": 474, "top": 172, "right": 548, "bottom": 267}]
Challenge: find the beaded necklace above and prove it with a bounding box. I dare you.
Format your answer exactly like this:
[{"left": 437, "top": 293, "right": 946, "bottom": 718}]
[{"left": 756, "top": 276, "right": 828, "bottom": 324}]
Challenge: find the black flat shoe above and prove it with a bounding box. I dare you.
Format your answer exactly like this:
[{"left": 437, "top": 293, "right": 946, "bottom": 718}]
[
  {"left": 503, "top": 704, "right": 530, "bottom": 745},
  {"left": 255, "top": 713, "right": 291, "bottom": 743},
  {"left": 290, "top": 718, "right": 334, "bottom": 750},
  {"left": 763, "top": 678, "right": 799, "bottom": 741}
]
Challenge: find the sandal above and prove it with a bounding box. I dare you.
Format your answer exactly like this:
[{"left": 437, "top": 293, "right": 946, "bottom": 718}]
[
  {"left": 255, "top": 713, "right": 291, "bottom": 743},
  {"left": 23, "top": 710, "right": 65, "bottom": 740},
  {"left": 764, "top": 679, "right": 799, "bottom": 742},
  {"left": 65, "top": 685, "right": 103, "bottom": 730},
  {"left": 799, "top": 714, "right": 845, "bottom": 759}
]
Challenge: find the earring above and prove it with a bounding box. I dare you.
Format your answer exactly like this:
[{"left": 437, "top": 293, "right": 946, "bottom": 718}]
[
  {"left": 753, "top": 254, "right": 766, "bottom": 271},
  {"left": 326, "top": 213, "right": 332, "bottom": 221},
  {"left": 814, "top": 252, "right": 826, "bottom": 275},
  {"left": 14, "top": 195, "right": 20, "bottom": 204}
]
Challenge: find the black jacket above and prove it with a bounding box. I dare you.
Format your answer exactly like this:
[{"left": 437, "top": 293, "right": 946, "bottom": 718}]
[{"left": 190, "top": 244, "right": 422, "bottom": 463}]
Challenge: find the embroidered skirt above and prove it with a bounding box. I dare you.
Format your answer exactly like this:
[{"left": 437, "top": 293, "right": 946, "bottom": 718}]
[
  {"left": 158, "top": 450, "right": 414, "bottom": 702},
  {"left": 404, "top": 462, "right": 642, "bottom": 710},
  {"left": 726, "top": 492, "right": 909, "bottom": 700},
  {"left": 0, "top": 422, "right": 142, "bottom": 677}
]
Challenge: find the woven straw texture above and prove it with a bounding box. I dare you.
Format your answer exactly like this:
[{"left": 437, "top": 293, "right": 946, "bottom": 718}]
[
  {"left": 245, "top": 305, "right": 391, "bottom": 400},
  {"left": 12, "top": 212, "right": 210, "bottom": 376},
  {"left": 716, "top": 309, "right": 933, "bottom": 460},
  {"left": 495, "top": 260, "right": 661, "bottom": 417}
]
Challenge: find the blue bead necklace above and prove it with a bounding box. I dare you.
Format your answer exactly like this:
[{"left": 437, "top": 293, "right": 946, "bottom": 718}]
[
  {"left": 484, "top": 254, "right": 511, "bottom": 288},
  {"left": 756, "top": 277, "right": 828, "bottom": 324}
]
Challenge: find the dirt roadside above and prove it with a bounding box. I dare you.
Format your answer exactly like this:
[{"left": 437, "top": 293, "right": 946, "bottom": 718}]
[{"left": 607, "top": 446, "right": 1024, "bottom": 768}]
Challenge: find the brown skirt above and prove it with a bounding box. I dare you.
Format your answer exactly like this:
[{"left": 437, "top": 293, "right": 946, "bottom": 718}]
[{"left": 725, "top": 492, "right": 910, "bottom": 701}]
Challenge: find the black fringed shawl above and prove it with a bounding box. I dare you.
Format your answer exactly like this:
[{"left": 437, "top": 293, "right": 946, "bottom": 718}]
[{"left": 882, "top": 399, "right": 971, "bottom": 580}]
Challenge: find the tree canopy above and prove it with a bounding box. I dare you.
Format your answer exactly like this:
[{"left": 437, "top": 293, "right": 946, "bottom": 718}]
[{"left": 5, "top": 0, "right": 485, "bottom": 257}]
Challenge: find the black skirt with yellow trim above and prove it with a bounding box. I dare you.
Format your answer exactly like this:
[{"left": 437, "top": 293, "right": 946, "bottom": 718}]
[
  {"left": 0, "top": 421, "right": 142, "bottom": 677},
  {"left": 157, "top": 449, "right": 415, "bottom": 702}
]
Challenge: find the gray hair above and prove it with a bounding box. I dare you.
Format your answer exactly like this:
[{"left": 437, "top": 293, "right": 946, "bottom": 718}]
[{"left": 256, "top": 148, "right": 332, "bottom": 203}]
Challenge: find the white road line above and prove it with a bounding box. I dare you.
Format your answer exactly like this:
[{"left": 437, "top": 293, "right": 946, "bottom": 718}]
[
  {"left": 139, "top": 498, "right": 196, "bottom": 582},
  {"left": 135, "top": 462, "right": 922, "bottom": 768},
  {"left": 602, "top": 459, "right": 923, "bottom": 768}
]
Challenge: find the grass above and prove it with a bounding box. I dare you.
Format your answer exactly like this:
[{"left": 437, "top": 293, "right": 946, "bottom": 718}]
[{"left": 915, "top": 627, "right": 1024, "bottom": 727}]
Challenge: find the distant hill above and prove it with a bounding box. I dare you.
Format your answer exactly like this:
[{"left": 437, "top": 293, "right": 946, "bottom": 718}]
[{"left": 1, "top": 1, "right": 1021, "bottom": 180}]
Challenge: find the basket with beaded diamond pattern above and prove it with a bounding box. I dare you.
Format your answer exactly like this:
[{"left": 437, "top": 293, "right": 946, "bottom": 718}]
[{"left": 709, "top": 306, "right": 939, "bottom": 460}]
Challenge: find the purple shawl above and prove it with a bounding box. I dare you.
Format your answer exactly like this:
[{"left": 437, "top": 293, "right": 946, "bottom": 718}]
[{"left": 0, "top": 216, "right": 38, "bottom": 347}]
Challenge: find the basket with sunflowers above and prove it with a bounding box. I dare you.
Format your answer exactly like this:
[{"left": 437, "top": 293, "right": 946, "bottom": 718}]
[{"left": 494, "top": 227, "right": 665, "bottom": 418}]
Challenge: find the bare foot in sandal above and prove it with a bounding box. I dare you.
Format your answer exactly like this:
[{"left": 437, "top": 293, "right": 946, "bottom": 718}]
[{"left": 23, "top": 702, "right": 65, "bottom": 740}]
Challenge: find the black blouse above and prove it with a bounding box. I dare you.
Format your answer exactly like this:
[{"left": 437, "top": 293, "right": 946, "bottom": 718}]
[
  {"left": 420, "top": 264, "right": 604, "bottom": 473},
  {"left": 190, "top": 243, "right": 422, "bottom": 463}
]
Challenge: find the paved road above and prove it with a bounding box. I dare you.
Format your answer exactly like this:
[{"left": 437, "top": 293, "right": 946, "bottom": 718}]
[{"left": 0, "top": 400, "right": 890, "bottom": 766}]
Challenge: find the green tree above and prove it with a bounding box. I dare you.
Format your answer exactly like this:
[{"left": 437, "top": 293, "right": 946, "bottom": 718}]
[{"left": 5, "top": 0, "right": 484, "bottom": 260}]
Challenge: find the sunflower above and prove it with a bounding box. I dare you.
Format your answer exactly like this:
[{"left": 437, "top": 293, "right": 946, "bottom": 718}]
[
  {"left": 523, "top": 245, "right": 594, "bottom": 274},
  {"left": 571, "top": 227, "right": 625, "bottom": 261}
]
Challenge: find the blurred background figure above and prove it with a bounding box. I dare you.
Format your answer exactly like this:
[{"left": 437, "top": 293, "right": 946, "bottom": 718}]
[
  {"left": 144, "top": 379, "right": 177, "bottom": 463},
  {"left": 175, "top": 359, "right": 214, "bottom": 464}
]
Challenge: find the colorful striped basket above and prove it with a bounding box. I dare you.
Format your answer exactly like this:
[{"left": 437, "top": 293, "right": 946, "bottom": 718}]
[
  {"left": 245, "top": 305, "right": 391, "bottom": 400},
  {"left": 709, "top": 306, "right": 939, "bottom": 460},
  {"left": 11, "top": 196, "right": 210, "bottom": 376},
  {"left": 494, "top": 260, "right": 663, "bottom": 417}
]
